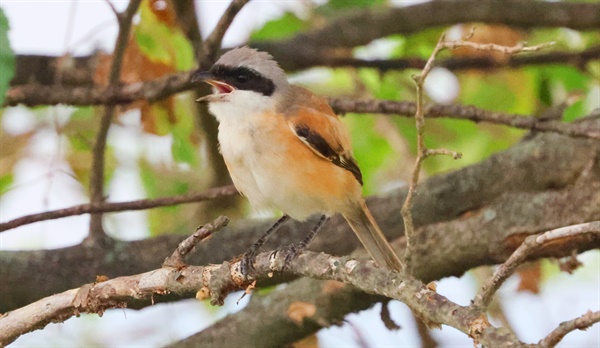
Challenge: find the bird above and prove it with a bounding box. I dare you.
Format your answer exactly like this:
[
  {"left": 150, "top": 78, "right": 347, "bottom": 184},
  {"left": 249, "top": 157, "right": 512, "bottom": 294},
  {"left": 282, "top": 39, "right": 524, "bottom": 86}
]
[{"left": 191, "top": 46, "right": 403, "bottom": 274}]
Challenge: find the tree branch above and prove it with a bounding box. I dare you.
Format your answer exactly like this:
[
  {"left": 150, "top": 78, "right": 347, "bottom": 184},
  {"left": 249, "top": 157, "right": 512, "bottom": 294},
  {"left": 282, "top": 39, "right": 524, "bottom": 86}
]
[
  {"left": 402, "top": 34, "right": 553, "bottom": 266},
  {"left": 202, "top": 0, "right": 250, "bottom": 62},
  {"left": 6, "top": 79, "right": 600, "bottom": 138},
  {"left": 10, "top": 45, "right": 599, "bottom": 89},
  {"left": 330, "top": 100, "right": 600, "bottom": 140},
  {"left": 252, "top": 0, "right": 600, "bottom": 70},
  {"left": 0, "top": 246, "right": 523, "bottom": 347},
  {"left": 0, "top": 185, "right": 237, "bottom": 233},
  {"left": 162, "top": 216, "right": 229, "bottom": 268},
  {"left": 88, "top": 0, "right": 142, "bottom": 242},
  {"left": 305, "top": 45, "right": 600, "bottom": 72},
  {"left": 473, "top": 222, "right": 600, "bottom": 310},
  {"left": 539, "top": 310, "right": 600, "bottom": 348},
  {"left": 2, "top": 121, "right": 599, "bottom": 313}
]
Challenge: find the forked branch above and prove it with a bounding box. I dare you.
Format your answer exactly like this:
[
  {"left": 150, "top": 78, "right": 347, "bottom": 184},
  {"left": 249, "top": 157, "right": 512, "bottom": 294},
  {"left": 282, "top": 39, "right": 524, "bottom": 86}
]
[{"left": 401, "top": 32, "right": 555, "bottom": 266}]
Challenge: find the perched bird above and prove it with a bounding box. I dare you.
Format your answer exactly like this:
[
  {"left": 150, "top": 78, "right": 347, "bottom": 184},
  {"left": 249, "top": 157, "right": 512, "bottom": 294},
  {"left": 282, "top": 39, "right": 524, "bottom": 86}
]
[{"left": 192, "top": 47, "right": 403, "bottom": 273}]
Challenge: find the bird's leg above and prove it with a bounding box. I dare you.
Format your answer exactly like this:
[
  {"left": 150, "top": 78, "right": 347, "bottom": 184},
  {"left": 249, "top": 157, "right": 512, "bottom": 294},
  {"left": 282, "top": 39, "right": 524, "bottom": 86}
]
[
  {"left": 240, "top": 214, "right": 290, "bottom": 278},
  {"left": 277, "top": 215, "right": 330, "bottom": 272}
]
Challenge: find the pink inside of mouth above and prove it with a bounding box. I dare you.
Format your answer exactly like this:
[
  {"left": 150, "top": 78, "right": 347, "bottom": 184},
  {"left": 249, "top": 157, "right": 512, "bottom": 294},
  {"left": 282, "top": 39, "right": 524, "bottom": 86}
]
[{"left": 213, "top": 82, "right": 234, "bottom": 94}]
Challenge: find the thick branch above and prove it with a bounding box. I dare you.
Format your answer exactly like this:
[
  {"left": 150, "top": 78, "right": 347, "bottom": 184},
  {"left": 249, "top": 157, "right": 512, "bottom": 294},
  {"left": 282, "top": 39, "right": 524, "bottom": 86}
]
[
  {"left": 252, "top": 0, "right": 600, "bottom": 70},
  {"left": 10, "top": 45, "right": 599, "bottom": 90},
  {"left": 0, "top": 248, "right": 523, "bottom": 347},
  {"left": 313, "top": 45, "right": 600, "bottom": 72},
  {"left": 2, "top": 122, "right": 599, "bottom": 313}
]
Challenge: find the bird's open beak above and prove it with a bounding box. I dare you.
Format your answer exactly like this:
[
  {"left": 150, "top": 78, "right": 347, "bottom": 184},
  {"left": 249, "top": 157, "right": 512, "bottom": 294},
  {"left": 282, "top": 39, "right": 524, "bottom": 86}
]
[{"left": 191, "top": 70, "right": 235, "bottom": 103}]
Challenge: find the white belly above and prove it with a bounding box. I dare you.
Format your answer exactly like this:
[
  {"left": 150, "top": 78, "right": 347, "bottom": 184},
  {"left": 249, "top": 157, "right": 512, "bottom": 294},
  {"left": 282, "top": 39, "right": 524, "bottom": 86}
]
[
  {"left": 210, "top": 96, "right": 352, "bottom": 220},
  {"left": 217, "top": 116, "right": 330, "bottom": 220}
]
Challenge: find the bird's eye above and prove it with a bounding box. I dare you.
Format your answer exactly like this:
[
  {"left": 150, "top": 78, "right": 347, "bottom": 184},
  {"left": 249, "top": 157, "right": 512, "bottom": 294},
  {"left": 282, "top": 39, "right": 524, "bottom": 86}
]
[{"left": 236, "top": 73, "right": 249, "bottom": 83}]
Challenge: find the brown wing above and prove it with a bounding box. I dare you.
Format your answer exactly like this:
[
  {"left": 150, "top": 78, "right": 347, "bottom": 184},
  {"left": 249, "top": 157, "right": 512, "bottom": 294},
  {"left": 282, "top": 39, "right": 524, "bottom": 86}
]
[{"left": 285, "top": 88, "right": 363, "bottom": 185}]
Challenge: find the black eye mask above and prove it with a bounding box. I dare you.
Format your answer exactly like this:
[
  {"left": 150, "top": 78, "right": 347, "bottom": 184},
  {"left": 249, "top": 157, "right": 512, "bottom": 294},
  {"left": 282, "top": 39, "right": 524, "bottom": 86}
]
[{"left": 210, "top": 65, "right": 275, "bottom": 96}]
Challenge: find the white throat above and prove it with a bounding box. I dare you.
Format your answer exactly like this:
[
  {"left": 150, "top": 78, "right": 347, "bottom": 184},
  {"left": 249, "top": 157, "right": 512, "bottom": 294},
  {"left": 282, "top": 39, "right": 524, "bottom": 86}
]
[{"left": 208, "top": 90, "right": 276, "bottom": 123}]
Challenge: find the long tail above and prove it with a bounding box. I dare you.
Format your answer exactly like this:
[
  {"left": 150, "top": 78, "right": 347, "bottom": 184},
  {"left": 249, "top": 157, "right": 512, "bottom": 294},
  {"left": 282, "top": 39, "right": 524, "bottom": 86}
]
[{"left": 343, "top": 201, "right": 403, "bottom": 272}]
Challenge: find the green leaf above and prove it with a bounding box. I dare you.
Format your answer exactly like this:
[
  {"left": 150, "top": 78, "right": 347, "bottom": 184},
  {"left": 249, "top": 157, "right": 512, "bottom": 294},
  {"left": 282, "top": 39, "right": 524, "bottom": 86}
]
[
  {"left": 460, "top": 70, "right": 537, "bottom": 115},
  {"left": 134, "top": 2, "right": 194, "bottom": 70},
  {"left": 0, "top": 9, "right": 15, "bottom": 105},
  {"left": 357, "top": 69, "right": 411, "bottom": 100},
  {"left": 138, "top": 160, "right": 190, "bottom": 236},
  {"left": 250, "top": 12, "right": 308, "bottom": 41},
  {"left": 563, "top": 99, "right": 585, "bottom": 122},
  {"left": 345, "top": 113, "right": 396, "bottom": 195},
  {"left": 543, "top": 65, "right": 589, "bottom": 91},
  {"left": 398, "top": 27, "right": 446, "bottom": 58},
  {"left": 0, "top": 173, "right": 13, "bottom": 194},
  {"left": 170, "top": 99, "right": 198, "bottom": 166}
]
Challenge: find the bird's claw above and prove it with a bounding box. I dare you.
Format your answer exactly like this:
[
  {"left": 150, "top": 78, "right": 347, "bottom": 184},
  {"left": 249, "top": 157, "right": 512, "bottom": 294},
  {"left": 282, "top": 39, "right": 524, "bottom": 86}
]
[
  {"left": 240, "top": 253, "right": 255, "bottom": 280},
  {"left": 273, "top": 244, "right": 302, "bottom": 273}
]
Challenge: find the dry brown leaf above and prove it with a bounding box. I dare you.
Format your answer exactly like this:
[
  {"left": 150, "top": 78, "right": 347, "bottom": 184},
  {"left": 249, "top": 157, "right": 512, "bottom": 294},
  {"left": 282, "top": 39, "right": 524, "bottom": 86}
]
[
  {"left": 196, "top": 286, "right": 210, "bottom": 301},
  {"left": 287, "top": 301, "right": 317, "bottom": 325},
  {"left": 149, "top": 0, "right": 176, "bottom": 27},
  {"left": 517, "top": 261, "right": 542, "bottom": 294},
  {"left": 321, "top": 280, "right": 346, "bottom": 294},
  {"left": 93, "top": 38, "right": 176, "bottom": 135},
  {"left": 291, "top": 333, "right": 319, "bottom": 348},
  {"left": 95, "top": 275, "right": 110, "bottom": 283},
  {"left": 558, "top": 250, "right": 583, "bottom": 274}
]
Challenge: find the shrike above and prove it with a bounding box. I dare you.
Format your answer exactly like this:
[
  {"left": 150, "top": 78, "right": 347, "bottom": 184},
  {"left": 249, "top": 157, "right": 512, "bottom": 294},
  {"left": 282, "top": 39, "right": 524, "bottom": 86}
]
[{"left": 192, "top": 47, "right": 403, "bottom": 273}]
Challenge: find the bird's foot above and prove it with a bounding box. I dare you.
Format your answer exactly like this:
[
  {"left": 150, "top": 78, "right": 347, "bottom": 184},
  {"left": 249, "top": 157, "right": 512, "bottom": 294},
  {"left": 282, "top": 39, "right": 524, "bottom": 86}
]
[
  {"left": 273, "top": 243, "right": 305, "bottom": 273},
  {"left": 239, "top": 252, "right": 256, "bottom": 280}
]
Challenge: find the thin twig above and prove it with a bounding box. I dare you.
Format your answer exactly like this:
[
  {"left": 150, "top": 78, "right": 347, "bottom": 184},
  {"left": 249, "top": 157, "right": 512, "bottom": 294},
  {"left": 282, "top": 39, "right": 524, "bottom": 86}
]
[
  {"left": 472, "top": 221, "right": 600, "bottom": 310},
  {"left": 163, "top": 216, "right": 230, "bottom": 268},
  {"left": 400, "top": 32, "right": 557, "bottom": 267},
  {"left": 103, "top": 0, "right": 120, "bottom": 19},
  {"left": 0, "top": 185, "right": 237, "bottom": 233},
  {"left": 539, "top": 310, "right": 600, "bottom": 348},
  {"left": 401, "top": 34, "right": 459, "bottom": 264},
  {"left": 88, "top": 0, "right": 142, "bottom": 241},
  {"left": 444, "top": 41, "right": 555, "bottom": 54},
  {"left": 203, "top": 0, "right": 250, "bottom": 61}
]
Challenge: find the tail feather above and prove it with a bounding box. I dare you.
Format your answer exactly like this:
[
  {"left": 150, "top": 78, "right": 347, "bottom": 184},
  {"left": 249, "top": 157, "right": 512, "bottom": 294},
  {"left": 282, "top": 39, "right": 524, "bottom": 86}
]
[{"left": 343, "top": 201, "right": 403, "bottom": 272}]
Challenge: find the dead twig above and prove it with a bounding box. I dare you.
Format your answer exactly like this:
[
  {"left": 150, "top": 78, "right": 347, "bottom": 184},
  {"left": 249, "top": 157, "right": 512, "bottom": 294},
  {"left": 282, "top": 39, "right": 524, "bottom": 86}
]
[
  {"left": 539, "top": 310, "right": 600, "bottom": 347},
  {"left": 472, "top": 221, "right": 600, "bottom": 310},
  {"left": 163, "top": 216, "right": 230, "bottom": 268},
  {"left": 401, "top": 32, "right": 556, "bottom": 267}
]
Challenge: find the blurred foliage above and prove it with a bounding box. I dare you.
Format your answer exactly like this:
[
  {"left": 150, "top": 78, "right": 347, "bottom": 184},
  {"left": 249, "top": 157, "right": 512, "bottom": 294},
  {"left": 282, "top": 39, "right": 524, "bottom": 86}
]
[
  {"left": 0, "top": 8, "right": 15, "bottom": 106},
  {"left": 250, "top": 12, "right": 309, "bottom": 41},
  {"left": 135, "top": 0, "right": 194, "bottom": 70}
]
